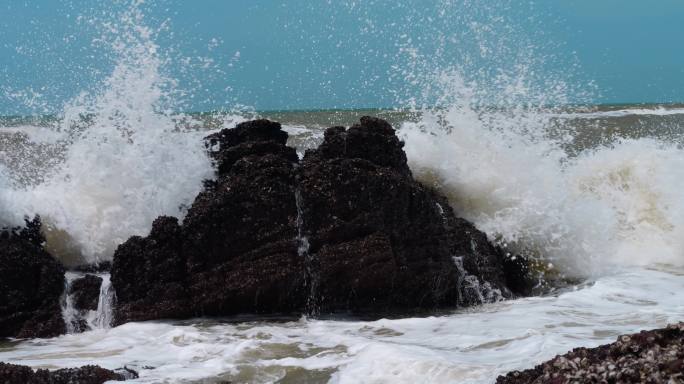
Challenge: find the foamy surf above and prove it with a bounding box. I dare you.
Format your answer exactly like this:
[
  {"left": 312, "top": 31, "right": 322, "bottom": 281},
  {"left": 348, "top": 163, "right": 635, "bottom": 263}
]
[
  {"left": 0, "top": 265, "right": 681, "bottom": 383},
  {"left": 0, "top": 3, "right": 218, "bottom": 264},
  {"left": 550, "top": 107, "right": 684, "bottom": 119},
  {"left": 1, "top": 1, "right": 683, "bottom": 383},
  {"left": 401, "top": 105, "right": 684, "bottom": 278}
]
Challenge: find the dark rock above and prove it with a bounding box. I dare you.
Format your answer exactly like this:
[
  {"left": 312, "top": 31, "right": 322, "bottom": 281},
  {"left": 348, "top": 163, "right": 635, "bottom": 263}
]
[
  {"left": 69, "top": 274, "right": 102, "bottom": 311},
  {"left": 184, "top": 119, "right": 306, "bottom": 317},
  {"left": 72, "top": 261, "right": 112, "bottom": 273},
  {"left": 111, "top": 117, "right": 529, "bottom": 323},
  {"left": 298, "top": 117, "right": 513, "bottom": 313},
  {"left": 497, "top": 323, "right": 684, "bottom": 384},
  {"left": 0, "top": 217, "right": 66, "bottom": 338},
  {"left": 111, "top": 216, "right": 192, "bottom": 324},
  {"left": 205, "top": 118, "right": 295, "bottom": 176},
  {"left": 112, "top": 119, "right": 305, "bottom": 324},
  {"left": 0, "top": 362, "right": 135, "bottom": 383},
  {"left": 496, "top": 251, "right": 535, "bottom": 297},
  {"left": 113, "top": 366, "right": 139, "bottom": 381},
  {"left": 315, "top": 117, "right": 408, "bottom": 170}
]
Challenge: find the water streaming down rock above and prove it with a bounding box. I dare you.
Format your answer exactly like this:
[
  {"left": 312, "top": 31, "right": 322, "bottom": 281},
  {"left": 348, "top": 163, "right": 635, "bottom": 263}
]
[
  {"left": 433, "top": 201, "right": 505, "bottom": 305},
  {"left": 60, "top": 272, "right": 84, "bottom": 334},
  {"left": 452, "top": 256, "right": 504, "bottom": 305},
  {"left": 87, "top": 275, "right": 115, "bottom": 330},
  {"left": 295, "top": 189, "right": 311, "bottom": 258},
  {"left": 294, "top": 184, "right": 319, "bottom": 317},
  {"left": 60, "top": 272, "right": 113, "bottom": 333}
]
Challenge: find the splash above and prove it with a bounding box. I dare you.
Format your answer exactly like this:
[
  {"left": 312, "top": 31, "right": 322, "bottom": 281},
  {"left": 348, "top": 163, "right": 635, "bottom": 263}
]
[
  {"left": 0, "top": 2, "right": 216, "bottom": 264},
  {"left": 403, "top": 110, "right": 684, "bottom": 277},
  {"left": 395, "top": 2, "right": 684, "bottom": 276}
]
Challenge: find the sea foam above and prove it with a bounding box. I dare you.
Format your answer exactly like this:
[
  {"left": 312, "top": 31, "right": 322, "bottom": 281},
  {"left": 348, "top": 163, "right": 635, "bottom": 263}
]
[
  {"left": 0, "top": 3, "right": 216, "bottom": 264},
  {"left": 402, "top": 87, "right": 684, "bottom": 278}
]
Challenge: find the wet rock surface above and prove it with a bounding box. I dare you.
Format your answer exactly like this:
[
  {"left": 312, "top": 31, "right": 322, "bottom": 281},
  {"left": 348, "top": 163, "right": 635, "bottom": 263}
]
[
  {"left": 112, "top": 119, "right": 304, "bottom": 324},
  {"left": 69, "top": 274, "right": 102, "bottom": 311},
  {"left": 497, "top": 323, "right": 684, "bottom": 384},
  {"left": 112, "top": 117, "right": 531, "bottom": 324},
  {"left": 0, "top": 362, "right": 136, "bottom": 383},
  {"left": 0, "top": 217, "right": 66, "bottom": 338},
  {"left": 299, "top": 117, "right": 511, "bottom": 313}
]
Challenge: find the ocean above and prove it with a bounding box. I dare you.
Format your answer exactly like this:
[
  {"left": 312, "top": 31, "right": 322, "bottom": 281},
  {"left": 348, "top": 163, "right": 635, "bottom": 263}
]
[
  {"left": 0, "top": 105, "right": 683, "bottom": 383},
  {"left": 1, "top": 1, "right": 683, "bottom": 383}
]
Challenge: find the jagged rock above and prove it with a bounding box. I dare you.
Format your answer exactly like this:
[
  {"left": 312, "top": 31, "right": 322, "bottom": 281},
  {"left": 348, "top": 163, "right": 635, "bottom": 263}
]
[
  {"left": 497, "top": 323, "right": 684, "bottom": 384},
  {"left": 69, "top": 274, "right": 102, "bottom": 311},
  {"left": 111, "top": 216, "right": 192, "bottom": 324},
  {"left": 0, "top": 362, "right": 136, "bottom": 383},
  {"left": 0, "top": 217, "right": 66, "bottom": 338},
  {"left": 298, "top": 116, "right": 511, "bottom": 313},
  {"left": 111, "top": 117, "right": 530, "bottom": 324},
  {"left": 183, "top": 119, "right": 304, "bottom": 317},
  {"left": 112, "top": 120, "right": 304, "bottom": 324}
]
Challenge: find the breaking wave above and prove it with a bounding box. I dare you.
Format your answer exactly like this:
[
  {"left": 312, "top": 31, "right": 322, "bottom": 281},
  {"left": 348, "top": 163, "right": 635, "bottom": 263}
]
[{"left": 0, "top": 2, "right": 231, "bottom": 264}]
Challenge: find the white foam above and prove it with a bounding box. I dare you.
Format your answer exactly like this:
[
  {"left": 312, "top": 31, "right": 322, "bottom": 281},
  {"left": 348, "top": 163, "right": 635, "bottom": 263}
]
[
  {"left": 86, "top": 274, "right": 115, "bottom": 330},
  {"left": 0, "top": 126, "right": 67, "bottom": 144},
  {"left": 401, "top": 101, "right": 684, "bottom": 277},
  {"left": 283, "top": 123, "right": 325, "bottom": 157},
  {"left": 1, "top": 266, "right": 682, "bottom": 383},
  {"left": 551, "top": 107, "right": 684, "bottom": 119},
  {"left": 60, "top": 272, "right": 82, "bottom": 334},
  {"left": 60, "top": 272, "right": 115, "bottom": 333},
  {"left": 0, "top": 3, "right": 216, "bottom": 263}
]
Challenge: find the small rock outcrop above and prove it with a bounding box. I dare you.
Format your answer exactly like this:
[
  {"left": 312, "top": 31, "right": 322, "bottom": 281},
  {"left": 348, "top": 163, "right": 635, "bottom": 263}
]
[
  {"left": 0, "top": 217, "right": 66, "bottom": 338},
  {"left": 69, "top": 274, "right": 103, "bottom": 311},
  {"left": 497, "top": 323, "right": 684, "bottom": 384},
  {"left": 111, "top": 117, "right": 531, "bottom": 324},
  {"left": 112, "top": 120, "right": 304, "bottom": 324},
  {"left": 298, "top": 117, "right": 509, "bottom": 313},
  {"left": 0, "top": 362, "right": 136, "bottom": 383}
]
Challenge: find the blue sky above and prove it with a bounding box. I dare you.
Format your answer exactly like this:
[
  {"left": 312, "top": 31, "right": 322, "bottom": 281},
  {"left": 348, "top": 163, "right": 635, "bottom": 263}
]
[
  {"left": 550, "top": 1, "right": 684, "bottom": 105},
  {"left": 1, "top": 1, "right": 683, "bottom": 114}
]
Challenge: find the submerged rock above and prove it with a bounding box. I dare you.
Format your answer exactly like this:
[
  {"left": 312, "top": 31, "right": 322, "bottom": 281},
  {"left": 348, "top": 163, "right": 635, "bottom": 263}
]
[
  {"left": 497, "top": 323, "right": 684, "bottom": 384},
  {"left": 112, "top": 117, "right": 531, "bottom": 324},
  {"left": 0, "top": 362, "right": 136, "bottom": 383},
  {"left": 0, "top": 217, "right": 66, "bottom": 338}
]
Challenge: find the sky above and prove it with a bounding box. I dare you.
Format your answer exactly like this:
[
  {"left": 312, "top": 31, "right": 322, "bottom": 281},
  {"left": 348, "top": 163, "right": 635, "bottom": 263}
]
[{"left": 1, "top": 0, "right": 683, "bottom": 114}]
